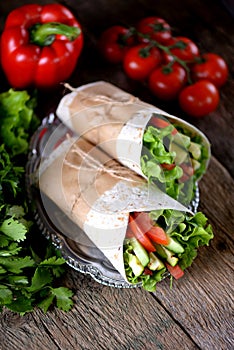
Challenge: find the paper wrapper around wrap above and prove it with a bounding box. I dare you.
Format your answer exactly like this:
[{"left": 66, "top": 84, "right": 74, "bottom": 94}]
[
  {"left": 56, "top": 81, "right": 211, "bottom": 180},
  {"left": 39, "top": 136, "right": 190, "bottom": 283}
]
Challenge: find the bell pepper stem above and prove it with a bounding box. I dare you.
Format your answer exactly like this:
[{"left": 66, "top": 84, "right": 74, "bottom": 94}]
[{"left": 30, "top": 22, "right": 81, "bottom": 46}]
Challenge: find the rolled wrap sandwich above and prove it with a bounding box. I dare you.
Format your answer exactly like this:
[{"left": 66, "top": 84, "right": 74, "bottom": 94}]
[
  {"left": 56, "top": 81, "right": 211, "bottom": 206},
  {"left": 38, "top": 134, "right": 213, "bottom": 291}
]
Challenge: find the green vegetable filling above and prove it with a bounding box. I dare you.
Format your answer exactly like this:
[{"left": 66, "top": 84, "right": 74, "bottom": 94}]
[
  {"left": 140, "top": 116, "right": 209, "bottom": 205},
  {"left": 124, "top": 210, "right": 213, "bottom": 292}
]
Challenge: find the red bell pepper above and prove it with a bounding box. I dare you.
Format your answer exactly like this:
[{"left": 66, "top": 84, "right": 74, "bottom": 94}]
[{"left": 0, "top": 4, "right": 83, "bottom": 89}]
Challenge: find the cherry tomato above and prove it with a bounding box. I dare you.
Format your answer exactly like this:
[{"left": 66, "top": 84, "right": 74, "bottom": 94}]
[
  {"left": 165, "top": 263, "right": 184, "bottom": 279},
  {"left": 123, "top": 44, "right": 162, "bottom": 80},
  {"left": 167, "top": 36, "right": 199, "bottom": 62},
  {"left": 162, "top": 51, "right": 174, "bottom": 64},
  {"left": 98, "top": 25, "right": 134, "bottom": 63},
  {"left": 128, "top": 215, "right": 156, "bottom": 252},
  {"left": 191, "top": 53, "right": 228, "bottom": 88},
  {"left": 179, "top": 80, "right": 220, "bottom": 117},
  {"left": 136, "top": 16, "right": 172, "bottom": 45},
  {"left": 148, "top": 63, "right": 187, "bottom": 100}
]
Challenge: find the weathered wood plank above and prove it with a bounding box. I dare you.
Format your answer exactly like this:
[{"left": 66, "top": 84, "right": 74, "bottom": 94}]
[
  {"left": 0, "top": 272, "right": 199, "bottom": 350},
  {"left": 153, "top": 156, "right": 234, "bottom": 350}
]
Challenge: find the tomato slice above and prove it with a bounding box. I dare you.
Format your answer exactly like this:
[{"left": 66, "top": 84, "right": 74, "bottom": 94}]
[
  {"left": 165, "top": 263, "right": 184, "bottom": 279},
  {"left": 133, "top": 212, "right": 153, "bottom": 233},
  {"left": 150, "top": 117, "right": 178, "bottom": 135},
  {"left": 133, "top": 212, "right": 169, "bottom": 245},
  {"left": 179, "top": 162, "right": 194, "bottom": 182},
  {"left": 128, "top": 215, "right": 156, "bottom": 252},
  {"left": 146, "top": 226, "right": 169, "bottom": 245},
  {"left": 161, "top": 163, "right": 176, "bottom": 171},
  {"left": 125, "top": 226, "right": 134, "bottom": 239},
  {"left": 180, "top": 163, "right": 194, "bottom": 176},
  {"left": 178, "top": 173, "right": 190, "bottom": 183},
  {"left": 143, "top": 267, "right": 153, "bottom": 276}
]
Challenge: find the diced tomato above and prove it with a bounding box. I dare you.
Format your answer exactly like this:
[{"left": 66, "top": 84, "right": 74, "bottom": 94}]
[
  {"left": 133, "top": 212, "right": 153, "bottom": 234},
  {"left": 133, "top": 212, "right": 169, "bottom": 245},
  {"left": 178, "top": 173, "right": 190, "bottom": 183},
  {"left": 146, "top": 226, "right": 169, "bottom": 245},
  {"left": 150, "top": 117, "right": 178, "bottom": 135},
  {"left": 180, "top": 163, "right": 194, "bottom": 176},
  {"left": 179, "top": 162, "right": 194, "bottom": 182},
  {"left": 161, "top": 163, "right": 176, "bottom": 171},
  {"left": 165, "top": 263, "right": 184, "bottom": 279},
  {"left": 125, "top": 226, "right": 134, "bottom": 238},
  {"left": 128, "top": 215, "right": 156, "bottom": 252},
  {"left": 143, "top": 267, "right": 153, "bottom": 276}
]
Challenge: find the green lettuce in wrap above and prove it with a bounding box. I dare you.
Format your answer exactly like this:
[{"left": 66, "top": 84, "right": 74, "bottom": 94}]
[
  {"left": 123, "top": 209, "right": 213, "bottom": 292},
  {"left": 141, "top": 114, "right": 210, "bottom": 205}
]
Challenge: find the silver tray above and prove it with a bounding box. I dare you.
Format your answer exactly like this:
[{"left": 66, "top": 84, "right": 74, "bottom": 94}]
[{"left": 26, "top": 114, "right": 200, "bottom": 288}]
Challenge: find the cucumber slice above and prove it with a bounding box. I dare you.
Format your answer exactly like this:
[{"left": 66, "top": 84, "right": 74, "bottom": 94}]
[
  {"left": 130, "top": 238, "right": 150, "bottom": 267},
  {"left": 148, "top": 252, "right": 165, "bottom": 271},
  {"left": 128, "top": 255, "right": 144, "bottom": 277}
]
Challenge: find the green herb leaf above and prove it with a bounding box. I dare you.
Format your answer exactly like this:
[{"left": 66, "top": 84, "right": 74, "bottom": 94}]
[
  {"left": 8, "top": 275, "right": 29, "bottom": 286},
  {"left": 0, "top": 217, "right": 27, "bottom": 242},
  {"left": 0, "top": 242, "right": 22, "bottom": 256},
  {"left": 0, "top": 285, "right": 13, "bottom": 305},
  {"left": 37, "top": 293, "right": 55, "bottom": 313},
  {"left": 0, "top": 256, "right": 35, "bottom": 273},
  {"left": 7, "top": 295, "right": 33, "bottom": 314},
  {"left": 39, "top": 256, "right": 66, "bottom": 277},
  {"left": 27, "top": 267, "right": 52, "bottom": 293},
  {"left": 51, "top": 287, "right": 74, "bottom": 312},
  {"left": 0, "top": 88, "right": 73, "bottom": 315}
]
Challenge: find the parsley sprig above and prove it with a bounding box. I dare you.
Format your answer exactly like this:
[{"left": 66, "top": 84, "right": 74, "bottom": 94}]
[{"left": 0, "top": 89, "right": 73, "bottom": 314}]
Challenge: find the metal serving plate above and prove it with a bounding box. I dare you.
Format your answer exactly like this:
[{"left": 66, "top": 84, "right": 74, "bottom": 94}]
[{"left": 26, "top": 114, "right": 199, "bottom": 288}]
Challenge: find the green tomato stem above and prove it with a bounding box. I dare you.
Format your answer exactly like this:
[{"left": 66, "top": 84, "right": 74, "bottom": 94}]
[{"left": 138, "top": 33, "right": 193, "bottom": 84}]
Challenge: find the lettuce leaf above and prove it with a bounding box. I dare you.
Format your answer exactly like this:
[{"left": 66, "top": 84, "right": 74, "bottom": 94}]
[
  {"left": 141, "top": 120, "right": 209, "bottom": 205},
  {"left": 141, "top": 125, "right": 193, "bottom": 204},
  {"left": 124, "top": 209, "right": 213, "bottom": 291},
  {"left": 0, "top": 89, "right": 38, "bottom": 156},
  {"left": 150, "top": 210, "right": 214, "bottom": 270}
]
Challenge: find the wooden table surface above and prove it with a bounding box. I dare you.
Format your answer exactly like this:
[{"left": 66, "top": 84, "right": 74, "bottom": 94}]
[{"left": 0, "top": 0, "right": 233, "bottom": 349}]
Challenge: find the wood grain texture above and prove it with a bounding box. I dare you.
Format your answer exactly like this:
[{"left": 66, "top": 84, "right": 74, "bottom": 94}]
[
  {"left": 153, "top": 159, "right": 234, "bottom": 350},
  {"left": 0, "top": 272, "right": 199, "bottom": 350},
  {"left": 0, "top": 0, "right": 233, "bottom": 350}
]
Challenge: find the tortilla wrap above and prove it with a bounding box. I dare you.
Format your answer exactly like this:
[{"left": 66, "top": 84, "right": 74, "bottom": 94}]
[
  {"left": 39, "top": 135, "right": 190, "bottom": 282},
  {"left": 56, "top": 81, "right": 211, "bottom": 179}
]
